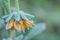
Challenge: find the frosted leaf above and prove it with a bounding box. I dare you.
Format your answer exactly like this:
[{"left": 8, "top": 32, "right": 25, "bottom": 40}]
[
  {"left": 21, "top": 14, "right": 29, "bottom": 21},
  {"left": 24, "top": 13, "right": 34, "bottom": 18},
  {"left": 14, "top": 13, "right": 21, "bottom": 21},
  {"left": 2, "top": 15, "right": 9, "bottom": 18},
  {"left": 6, "top": 14, "right": 13, "bottom": 22},
  {"left": 19, "top": 11, "right": 34, "bottom": 17}
]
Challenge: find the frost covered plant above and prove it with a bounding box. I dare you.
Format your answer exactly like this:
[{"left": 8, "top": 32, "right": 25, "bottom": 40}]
[
  {"left": 3, "top": 11, "right": 35, "bottom": 32},
  {"left": 2, "top": 0, "right": 35, "bottom": 32}
]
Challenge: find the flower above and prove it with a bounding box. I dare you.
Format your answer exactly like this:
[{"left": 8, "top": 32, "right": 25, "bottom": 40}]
[
  {"left": 6, "top": 20, "right": 21, "bottom": 32},
  {"left": 3, "top": 10, "right": 35, "bottom": 32},
  {"left": 20, "top": 19, "right": 34, "bottom": 32},
  {"left": 6, "top": 19, "right": 34, "bottom": 32}
]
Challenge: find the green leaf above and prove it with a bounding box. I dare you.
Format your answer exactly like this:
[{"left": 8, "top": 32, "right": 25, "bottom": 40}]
[
  {"left": 2, "top": 0, "right": 11, "bottom": 14},
  {"left": 2, "top": 15, "right": 9, "bottom": 18},
  {"left": 6, "top": 14, "right": 13, "bottom": 22},
  {"left": 21, "top": 14, "right": 28, "bottom": 21},
  {"left": 14, "top": 12, "right": 21, "bottom": 21}
]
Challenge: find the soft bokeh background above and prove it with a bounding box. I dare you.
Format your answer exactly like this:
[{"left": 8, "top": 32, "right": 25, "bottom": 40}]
[{"left": 0, "top": 0, "right": 60, "bottom": 40}]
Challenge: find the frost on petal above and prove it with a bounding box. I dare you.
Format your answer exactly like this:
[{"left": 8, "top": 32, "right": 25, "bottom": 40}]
[
  {"left": 20, "top": 21, "right": 25, "bottom": 32},
  {"left": 23, "top": 20, "right": 29, "bottom": 30},
  {"left": 27, "top": 21, "right": 35, "bottom": 28},
  {"left": 6, "top": 22, "right": 11, "bottom": 30},
  {"left": 6, "top": 20, "right": 14, "bottom": 30},
  {"left": 14, "top": 21, "right": 21, "bottom": 32}
]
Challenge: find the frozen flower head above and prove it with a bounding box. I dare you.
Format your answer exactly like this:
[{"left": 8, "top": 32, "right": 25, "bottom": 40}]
[
  {"left": 2, "top": 11, "right": 35, "bottom": 32},
  {"left": 6, "top": 20, "right": 21, "bottom": 32}
]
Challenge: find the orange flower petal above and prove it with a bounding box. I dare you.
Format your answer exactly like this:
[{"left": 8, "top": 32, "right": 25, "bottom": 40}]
[
  {"left": 11, "top": 26, "right": 14, "bottom": 31},
  {"left": 20, "top": 21, "right": 25, "bottom": 32},
  {"left": 6, "top": 20, "right": 14, "bottom": 30},
  {"left": 14, "top": 21, "right": 21, "bottom": 32},
  {"left": 6, "top": 22, "right": 10, "bottom": 29},
  {"left": 23, "top": 21, "right": 29, "bottom": 30},
  {"left": 27, "top": 21, "right": 35, "bottom": 28}
]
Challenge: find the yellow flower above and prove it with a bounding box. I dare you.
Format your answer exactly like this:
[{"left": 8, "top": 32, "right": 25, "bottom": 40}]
[{"left": 6, "top": 19, "right": 34, "bottom": 32}]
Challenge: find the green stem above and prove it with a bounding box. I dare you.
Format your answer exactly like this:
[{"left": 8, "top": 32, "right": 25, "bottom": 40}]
[
  {"left": 2, "top": 0, "right": 11, "bottom": 14},
  {"left": 15, "top": 0, "right": 19, "bottom": 12}
]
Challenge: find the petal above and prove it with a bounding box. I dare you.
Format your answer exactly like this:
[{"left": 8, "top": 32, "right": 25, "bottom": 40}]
[
  {"left": 17, "top": 23, "right": 21, "bottom": 32},
  {"left": 23, "top": 21, "right": 29, "bottom": 30},
  {"left": 6, "top": 22, "right": 11, "bottom": 30},
  {"left": 6, "top": 20, "right": 14, "bottom": 30},
  {"left": 11, "top": 26, "right": 14, "bottom": 31},
  {"left": 27, "top": 21, "right": 35, "bottom": 28},
  {"left": 6, "top": 22, "right": 10, "bottom": 29},
  {"left": 20, "top": 21, "right": 25, "bottom": 32},
  {"left": 14, "top": 21, "right": 21, "bottom": 32}
]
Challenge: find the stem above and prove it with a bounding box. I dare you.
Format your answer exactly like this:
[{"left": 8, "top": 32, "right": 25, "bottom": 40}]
[
  {"left": 15, "top": 0, "right": 19, "bottom": 12},
  {"left": 2, "top": 0, "right": 11, "bottom": 14},
  {"left": 10, "top": 30, "right": 15, "bottom": 40}
]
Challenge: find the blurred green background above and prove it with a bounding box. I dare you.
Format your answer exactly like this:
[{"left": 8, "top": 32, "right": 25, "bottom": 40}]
[{"left": 0, "top": 0, "right": 60, "bottom": 40}]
